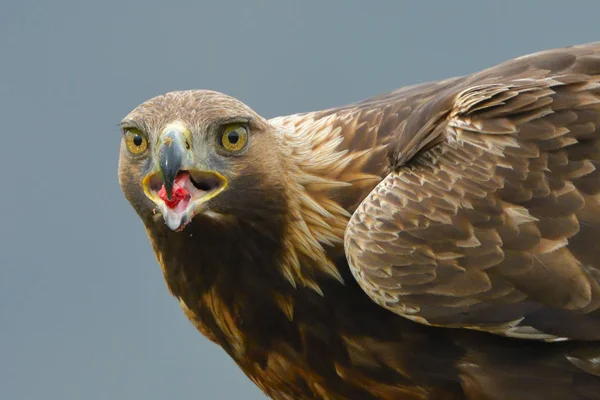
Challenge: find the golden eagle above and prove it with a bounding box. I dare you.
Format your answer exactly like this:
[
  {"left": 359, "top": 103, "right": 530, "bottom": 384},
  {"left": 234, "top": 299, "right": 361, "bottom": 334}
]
[{"left": 119, "top": 42, "right": 600, "bottom": 399}]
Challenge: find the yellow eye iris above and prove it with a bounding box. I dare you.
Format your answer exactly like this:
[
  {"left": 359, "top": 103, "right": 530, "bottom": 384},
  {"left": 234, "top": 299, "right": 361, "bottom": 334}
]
[
  {"left": 125, "top": 128, "right": 148, "bottom": 155},
  {"left": 219, "top": 124, "right": 248, "bottom": 152}
]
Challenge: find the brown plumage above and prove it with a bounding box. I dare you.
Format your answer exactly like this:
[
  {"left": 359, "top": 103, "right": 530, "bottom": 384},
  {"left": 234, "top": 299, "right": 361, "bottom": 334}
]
[{"left": 118, "top": 42, "right": 600, "bottom": 399}]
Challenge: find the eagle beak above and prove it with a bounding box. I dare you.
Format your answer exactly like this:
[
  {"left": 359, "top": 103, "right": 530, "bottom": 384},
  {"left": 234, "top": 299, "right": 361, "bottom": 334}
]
[
  {"left": 158, "top": 128, "right": 189, "bottom": 200},
  {"left": 142, "top": 124, "right": 228, "bottom": 231}
]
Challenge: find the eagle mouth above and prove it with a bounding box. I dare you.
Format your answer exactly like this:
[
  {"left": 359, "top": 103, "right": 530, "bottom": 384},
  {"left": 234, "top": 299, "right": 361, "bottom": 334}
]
[{"left": 143, "top": 169, "right": 227, "bottom": 231}]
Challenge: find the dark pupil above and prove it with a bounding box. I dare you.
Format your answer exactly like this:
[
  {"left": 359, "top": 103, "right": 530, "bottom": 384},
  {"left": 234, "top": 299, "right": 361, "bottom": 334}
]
[
  {"left": 227, "top": 131, "right": 240, "bottom": 144},
  {"left": 133, "top": 134, "right": 143, "bottom": 146}
]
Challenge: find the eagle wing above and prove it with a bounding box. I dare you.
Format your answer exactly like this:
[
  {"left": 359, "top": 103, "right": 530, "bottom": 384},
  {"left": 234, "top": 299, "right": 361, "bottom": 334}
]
[{"left": 345, "top": 42, "right": 600, "bottom": 341}]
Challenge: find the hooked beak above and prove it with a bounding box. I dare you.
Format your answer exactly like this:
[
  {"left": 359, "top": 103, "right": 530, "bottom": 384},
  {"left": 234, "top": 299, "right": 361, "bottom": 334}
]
[
  {"left": 159, "top": 128, "right": 188, "bottom": 200},
  {"left": 142, "top": 124, "right": 228, "bottom": 231}
]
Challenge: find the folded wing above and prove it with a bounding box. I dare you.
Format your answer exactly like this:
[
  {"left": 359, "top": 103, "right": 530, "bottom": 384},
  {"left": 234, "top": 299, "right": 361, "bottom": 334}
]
[{"left": 345, "top": 42, "right": 600, "bottom": 341}]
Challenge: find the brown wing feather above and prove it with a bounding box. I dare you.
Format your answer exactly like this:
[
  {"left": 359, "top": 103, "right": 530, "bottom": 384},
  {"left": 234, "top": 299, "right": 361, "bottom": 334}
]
[{"left": 345, "top": 42, "right": 600, "bottom": 341}]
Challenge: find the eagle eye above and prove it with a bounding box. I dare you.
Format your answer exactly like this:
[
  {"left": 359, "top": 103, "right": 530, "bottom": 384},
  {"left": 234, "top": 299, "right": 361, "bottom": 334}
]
[
  {"left": 124, "top": 128, "right": 148, "bottom": 155},
  {"left": 219, "top": 124, "right": 248, "bottom": 153}
]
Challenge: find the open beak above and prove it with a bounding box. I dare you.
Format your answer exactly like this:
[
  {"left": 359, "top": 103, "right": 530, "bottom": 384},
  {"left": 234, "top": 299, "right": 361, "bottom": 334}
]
[
  {"left": 142, "top": 126, "right": 228, "bottom": 231},
  {"left": 158, "top": 128, "right": 185, "bottom": 201}
]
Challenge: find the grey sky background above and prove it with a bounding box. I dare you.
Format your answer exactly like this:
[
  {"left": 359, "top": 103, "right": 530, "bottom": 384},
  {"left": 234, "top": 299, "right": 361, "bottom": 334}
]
[{"left": 2, "top": 1, "right": 600, "bottom": 399}]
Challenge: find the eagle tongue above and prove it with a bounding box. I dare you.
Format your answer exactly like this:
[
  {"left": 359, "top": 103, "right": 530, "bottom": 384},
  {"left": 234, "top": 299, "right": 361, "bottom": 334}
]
[{"left": 158, "top": 173, "right": 191, "bottom": 209}]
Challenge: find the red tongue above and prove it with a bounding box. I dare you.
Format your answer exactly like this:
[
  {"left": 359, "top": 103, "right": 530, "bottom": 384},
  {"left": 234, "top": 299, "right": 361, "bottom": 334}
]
[{"left": 157, "top": 174, "right": 190, "bottom": 209}]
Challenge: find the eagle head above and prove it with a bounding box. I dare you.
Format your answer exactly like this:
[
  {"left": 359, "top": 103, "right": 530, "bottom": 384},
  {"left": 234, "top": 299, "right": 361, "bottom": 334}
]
[{"left": 118, "top": 90, "right": 288, "bottom": 233}]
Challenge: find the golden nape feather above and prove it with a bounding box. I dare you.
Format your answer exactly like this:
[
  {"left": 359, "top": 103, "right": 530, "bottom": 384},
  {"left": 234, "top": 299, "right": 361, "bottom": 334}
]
[{"left": 119, "top": 42, "right": 600, "bottom": 399}]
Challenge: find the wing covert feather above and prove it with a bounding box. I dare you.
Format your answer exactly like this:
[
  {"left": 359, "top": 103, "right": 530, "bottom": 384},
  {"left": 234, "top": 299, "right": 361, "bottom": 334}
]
[{"left": 345, "top": 42, "right": 600, "bottom": 341}]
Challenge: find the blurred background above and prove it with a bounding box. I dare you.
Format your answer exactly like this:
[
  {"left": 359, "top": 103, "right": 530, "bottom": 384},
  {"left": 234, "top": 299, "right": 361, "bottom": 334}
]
[{"left": 2, "top": 0, "right": 600, "bottom": 399}]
